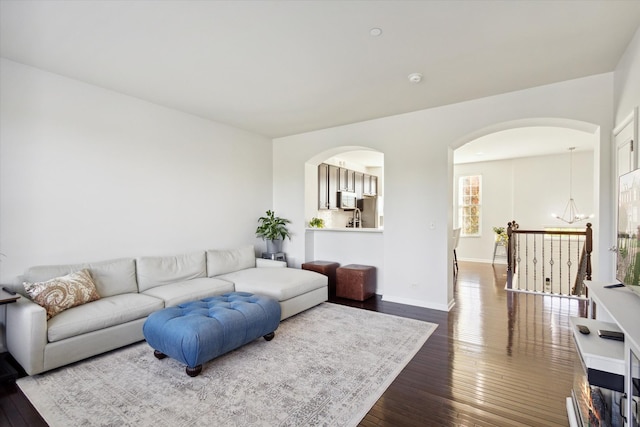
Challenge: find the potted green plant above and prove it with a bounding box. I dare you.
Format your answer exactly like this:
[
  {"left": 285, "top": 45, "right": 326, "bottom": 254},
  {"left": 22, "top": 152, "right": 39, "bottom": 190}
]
[
  {"left": 309, "top": 217, "right": 325, "bottom": 228},
  {"left": 492, "top": 226, "right": 508, "bottom": 245},
  {"left": 256, "top": 210, "right": 291, "bottom": 253}
]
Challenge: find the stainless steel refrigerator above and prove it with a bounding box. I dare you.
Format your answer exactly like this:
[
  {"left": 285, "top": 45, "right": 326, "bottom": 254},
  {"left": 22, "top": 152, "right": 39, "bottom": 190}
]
[{"left": 357, "top": 196, "right": 379, "bottom": 228}]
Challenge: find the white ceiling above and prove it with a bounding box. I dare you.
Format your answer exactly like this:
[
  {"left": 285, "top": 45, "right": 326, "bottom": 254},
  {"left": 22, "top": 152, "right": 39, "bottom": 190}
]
[{"left": 2, "top": 0, "right": 639, "bottom": 144}]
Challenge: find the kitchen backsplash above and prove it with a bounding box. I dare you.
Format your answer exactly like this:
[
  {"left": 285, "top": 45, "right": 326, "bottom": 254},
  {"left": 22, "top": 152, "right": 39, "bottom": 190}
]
[{"left": 314, "top": 209, "right": 354, "bottom": 228}]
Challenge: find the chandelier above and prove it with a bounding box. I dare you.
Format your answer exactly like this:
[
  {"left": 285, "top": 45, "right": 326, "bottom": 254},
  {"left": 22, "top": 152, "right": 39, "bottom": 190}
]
[{"left": 552, "top": 147, "right": 592, "bottom": 224}]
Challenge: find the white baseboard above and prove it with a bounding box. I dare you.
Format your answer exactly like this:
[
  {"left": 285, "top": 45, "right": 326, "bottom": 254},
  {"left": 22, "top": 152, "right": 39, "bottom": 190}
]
[
  {"left": 382, "top": 294, "right": 452, "bottom": 312},
  {"left": 566, "top": 397, "right": 579, "bottom": 427}
]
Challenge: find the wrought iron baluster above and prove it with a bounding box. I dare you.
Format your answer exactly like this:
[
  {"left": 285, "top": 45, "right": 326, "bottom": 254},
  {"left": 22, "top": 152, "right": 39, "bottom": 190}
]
[
  {"left": 549, "top": 236, "right": 555, "bottom": 293},
  {"left": 533, "top": 234, "right": 538, "bottom": 292},
  {"left": 525, "top": 234, "right": 530, "bottom": 291}
]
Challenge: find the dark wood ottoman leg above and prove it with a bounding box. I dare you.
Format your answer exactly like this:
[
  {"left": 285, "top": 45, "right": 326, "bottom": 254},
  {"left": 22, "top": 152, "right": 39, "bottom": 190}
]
[
  {"left": 154, "top": 350, "right": 167, "bottom": 360},
  {"left": 263, "top": 332, "right": 275, "bottom": 341},
  {"left": 186, "top": 365, "right": 202, "bottom": 377}
]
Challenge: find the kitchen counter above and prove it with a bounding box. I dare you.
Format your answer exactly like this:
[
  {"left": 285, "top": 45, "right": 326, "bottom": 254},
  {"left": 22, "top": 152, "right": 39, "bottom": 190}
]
[{"left": 306, "top": 227, "right": 383, "bottom": 233}]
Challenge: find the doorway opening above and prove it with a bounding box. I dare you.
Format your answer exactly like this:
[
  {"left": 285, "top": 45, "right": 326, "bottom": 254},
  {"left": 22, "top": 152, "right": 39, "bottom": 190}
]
[{"left": 451, "top": 122, "right": 599, "bottom": 269}]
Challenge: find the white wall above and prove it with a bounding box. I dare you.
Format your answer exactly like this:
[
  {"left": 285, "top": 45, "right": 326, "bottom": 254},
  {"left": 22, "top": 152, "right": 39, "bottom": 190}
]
[
  {"left": 614, "top": 27, "right": 640, "bottom": 124},
  {"left": 455, "top": 150, "right": 594, "bottom": 263},
  {"left": 0, "top": 59, "right": 273, "bottom": 284},
  {"left": 273, "top": 73, "right": 613, "bottom": 312},
  {"left": 612, "top": 27, "right": 640, "bottom": 281},
  {"left": 306, "top": 229, "right": 384, "bottom": 293}
]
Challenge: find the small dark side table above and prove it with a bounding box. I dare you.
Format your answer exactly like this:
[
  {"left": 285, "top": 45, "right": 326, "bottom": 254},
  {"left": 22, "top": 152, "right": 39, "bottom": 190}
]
[{"left": 0, "top": 288, "right": 20, "bottom": 383}]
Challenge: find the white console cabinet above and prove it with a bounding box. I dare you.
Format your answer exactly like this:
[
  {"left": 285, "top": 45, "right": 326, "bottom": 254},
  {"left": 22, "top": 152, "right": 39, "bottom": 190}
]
[{"left": 568, "top": 281, "right": 640, "bottom": 426}]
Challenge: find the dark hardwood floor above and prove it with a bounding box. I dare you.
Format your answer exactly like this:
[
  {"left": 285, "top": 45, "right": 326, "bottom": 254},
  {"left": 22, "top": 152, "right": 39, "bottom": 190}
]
[
  {"left": 351, "top": 261, "right": 586, "bottom": 427},
  {"left": 0, "top": 261, "right": 584, "bottom": 426}
]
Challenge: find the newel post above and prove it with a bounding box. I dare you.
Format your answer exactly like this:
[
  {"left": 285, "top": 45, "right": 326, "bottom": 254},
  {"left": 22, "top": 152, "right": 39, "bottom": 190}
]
[{"left": 507, "top": 221, "right": 516, "bottom": 274}]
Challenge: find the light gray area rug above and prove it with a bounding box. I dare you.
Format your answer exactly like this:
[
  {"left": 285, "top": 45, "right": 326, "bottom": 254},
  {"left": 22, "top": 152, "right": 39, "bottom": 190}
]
[{"left": 18, "top": 303, "right": 437, "bottom": 427}]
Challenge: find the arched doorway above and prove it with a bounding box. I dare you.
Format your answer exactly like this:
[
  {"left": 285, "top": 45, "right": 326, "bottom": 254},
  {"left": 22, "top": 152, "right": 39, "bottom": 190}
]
[{"left": 450, "top": 119, "right": 602, "bottom": 277}]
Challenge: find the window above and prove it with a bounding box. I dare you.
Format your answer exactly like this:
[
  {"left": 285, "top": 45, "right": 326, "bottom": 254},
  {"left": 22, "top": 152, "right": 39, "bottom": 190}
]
[{"left": 458, "top": 175, "right": 481, "bottom": 236}]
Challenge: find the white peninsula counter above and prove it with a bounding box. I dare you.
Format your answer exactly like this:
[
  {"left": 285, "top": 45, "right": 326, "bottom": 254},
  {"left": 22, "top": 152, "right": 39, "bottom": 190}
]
[
  {"left": 308, "top": 227, "right": 383, "bottom": 234},
  {"left": 305, "top": 227, "right": 384, "bottom": 294}
]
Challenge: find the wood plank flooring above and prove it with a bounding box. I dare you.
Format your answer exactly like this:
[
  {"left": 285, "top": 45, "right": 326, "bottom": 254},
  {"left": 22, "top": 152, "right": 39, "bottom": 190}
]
[{"left": 0, "top": 261, "right": 584, "bottom": 426}]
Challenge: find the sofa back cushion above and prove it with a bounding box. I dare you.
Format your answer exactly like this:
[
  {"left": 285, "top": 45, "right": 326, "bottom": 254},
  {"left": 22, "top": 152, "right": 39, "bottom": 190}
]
[
  {"left": 136, "top": 251, "right": 206, "bottom": 292},
  {"left": 207, "top": 246, "right": 256, "bottom": 277},
  {"left": 23, "top": 258, "right": 137, "bottom": 298}
]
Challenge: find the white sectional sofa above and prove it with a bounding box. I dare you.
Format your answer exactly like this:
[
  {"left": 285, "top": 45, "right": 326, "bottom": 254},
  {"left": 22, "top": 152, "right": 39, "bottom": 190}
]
[{"left": 6, "top": 246, "right": 328, "bottom": 375}]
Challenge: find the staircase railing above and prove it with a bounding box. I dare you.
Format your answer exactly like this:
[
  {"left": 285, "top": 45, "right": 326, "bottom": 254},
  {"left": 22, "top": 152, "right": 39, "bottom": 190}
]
[{"left": 506, "top": 221, "right": 592, "bottom": 298}]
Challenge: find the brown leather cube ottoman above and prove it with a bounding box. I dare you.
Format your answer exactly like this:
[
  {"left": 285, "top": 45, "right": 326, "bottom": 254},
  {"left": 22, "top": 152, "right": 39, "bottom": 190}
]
[
  {"left": 336, "top": 264, "right": 376, "bottom": 301},
  {"left": 302, "top": 261, "right": 339, "bottom": 296}
]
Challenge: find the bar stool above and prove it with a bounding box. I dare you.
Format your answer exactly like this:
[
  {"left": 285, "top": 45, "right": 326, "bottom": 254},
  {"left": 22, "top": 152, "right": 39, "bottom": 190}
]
[{"left": 492, "top": 241, "right": 507, "bottom": 264}]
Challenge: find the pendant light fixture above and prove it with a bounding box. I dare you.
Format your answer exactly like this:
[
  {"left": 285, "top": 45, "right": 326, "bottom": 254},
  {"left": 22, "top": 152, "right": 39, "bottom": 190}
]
[{"left": 552, "top": 147, "right": 591, "bottom": 224}]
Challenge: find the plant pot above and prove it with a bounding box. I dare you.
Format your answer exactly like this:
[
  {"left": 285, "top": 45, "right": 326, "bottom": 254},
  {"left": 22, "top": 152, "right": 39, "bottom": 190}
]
[{"left": 266, "top": 239, "right": 283, "bottom": 254}]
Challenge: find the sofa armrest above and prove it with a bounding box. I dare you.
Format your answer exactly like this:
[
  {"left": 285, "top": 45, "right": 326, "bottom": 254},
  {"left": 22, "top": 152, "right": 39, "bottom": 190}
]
[
  {"left": 6, "top": 297, "right": 48, "bottom": 375},
  {"left": 256, "top": 258, "right": 286, "bottom": 268}
]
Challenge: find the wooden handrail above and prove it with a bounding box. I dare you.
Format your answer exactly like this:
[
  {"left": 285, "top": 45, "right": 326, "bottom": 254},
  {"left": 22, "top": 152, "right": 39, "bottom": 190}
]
[{"left": 511, "top": 229, "right": 588, "bottom": 236}]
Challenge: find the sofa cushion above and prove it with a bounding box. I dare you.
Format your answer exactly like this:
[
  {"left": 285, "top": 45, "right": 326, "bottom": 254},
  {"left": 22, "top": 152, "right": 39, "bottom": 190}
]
[
  {"left": 136, "top": 252, "right": 206, "bottom": 292},
  {"left": 207, "top": 246, "right": 256, "bottom": 277},
  {"left": 24, "top": 269, "right": 101, "bottom": 320},
  {"left": 217, "top": 268, "right": 327, "bottom": 302},
  {"left": 47, "top": 293, "right": 164, "bottom": 343},
  {"left": 142, "top": 277, "right": 235, "bottom": 307},
  {"left": 23, "top": 258, "right": 137, "bottom": 298}
]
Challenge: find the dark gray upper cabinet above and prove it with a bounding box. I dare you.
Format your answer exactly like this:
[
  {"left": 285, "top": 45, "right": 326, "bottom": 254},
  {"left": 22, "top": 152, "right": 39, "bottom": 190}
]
[
  {"left": 328, "top": 165, "right": 339, "bottom": 209},
  {"left": 339, "top": 167, "right": 355, "bottom": 192},
  {"left": 318, "top": 163, "right": 329, "bottom": 209},
  {"left": 320, "top": 163, "right": 378, "bottom": 208},
  {"left": 318, "top": 163, "right": 339, "bottom": 210},
  {"left": 354, "top": 172, "right": 364, "bottom": 199},
  {"left": 365, "top": 175, "right": 377, "bottom": 196}
]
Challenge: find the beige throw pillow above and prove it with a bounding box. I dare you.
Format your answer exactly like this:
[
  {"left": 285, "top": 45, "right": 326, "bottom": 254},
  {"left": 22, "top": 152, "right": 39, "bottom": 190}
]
[{"left": 24, "top": 269, "right": 101, "bottom": 320}]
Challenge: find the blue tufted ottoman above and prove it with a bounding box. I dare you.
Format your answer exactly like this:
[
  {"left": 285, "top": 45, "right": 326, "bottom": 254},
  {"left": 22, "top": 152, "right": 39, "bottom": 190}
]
[{"left": 142, "top": 292, "right": 281, "bottom": 377}]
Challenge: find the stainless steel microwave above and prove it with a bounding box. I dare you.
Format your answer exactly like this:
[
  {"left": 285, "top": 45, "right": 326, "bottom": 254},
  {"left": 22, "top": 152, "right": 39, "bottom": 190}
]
[{"left": 337, "top": 191, "right": 357, "bottom": 210}]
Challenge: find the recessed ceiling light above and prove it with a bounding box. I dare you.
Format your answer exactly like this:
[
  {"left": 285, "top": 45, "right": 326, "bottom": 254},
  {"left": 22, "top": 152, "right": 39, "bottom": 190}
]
[
  {"left": 370, "top": 28, "right": 382, "bottom": 37},
  {"left": 408, "top": 73, "right": 422, "bottom": 84}
]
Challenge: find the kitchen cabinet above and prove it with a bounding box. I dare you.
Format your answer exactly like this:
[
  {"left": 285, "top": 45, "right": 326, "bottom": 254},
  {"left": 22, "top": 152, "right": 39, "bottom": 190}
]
[
  {"left": 320, "top": 163, "right": 378, "bottom": 207},
  {"left": 339, "top": 168, "right": 355, "bottom": 192},
  {"left": 328, "top": 165, "right": 339, "bottom": 208},
  {"left": 354, "top": 172, "right": 364, "bottom": 199},
  {"left": 318, "top": 164, "right": 329, "bottom": 209},
  {"left": 318, "top": 163, "right": 339, "bottom": 210},
  {"left": 364, "top": 174, "right": 377, "bottom": 196}
]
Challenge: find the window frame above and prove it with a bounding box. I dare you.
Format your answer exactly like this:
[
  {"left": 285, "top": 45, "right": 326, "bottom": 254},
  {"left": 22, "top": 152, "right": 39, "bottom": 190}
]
[{"left": 457, "top": 174, "right": 482, "bottom": 237}]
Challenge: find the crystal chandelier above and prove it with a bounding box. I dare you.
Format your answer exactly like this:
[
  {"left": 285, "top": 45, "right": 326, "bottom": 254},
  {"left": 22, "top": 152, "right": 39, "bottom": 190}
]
[{"left": 552, "top": 147, "right": 592, "bottom": 224}]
